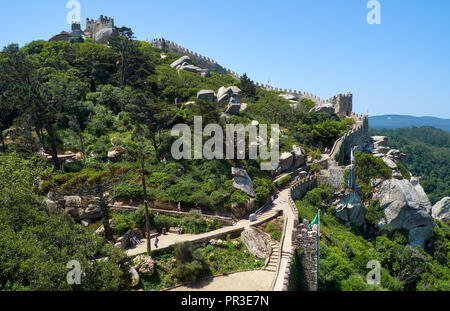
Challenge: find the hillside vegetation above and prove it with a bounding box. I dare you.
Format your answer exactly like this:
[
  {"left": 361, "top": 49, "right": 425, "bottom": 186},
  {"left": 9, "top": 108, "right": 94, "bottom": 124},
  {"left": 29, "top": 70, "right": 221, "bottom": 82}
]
[
  {"left": 294, "top": 185, "right": 450, "bottom": 291},
  {"left": 0, "top": 34, "right": 354, "bottom": 211}
]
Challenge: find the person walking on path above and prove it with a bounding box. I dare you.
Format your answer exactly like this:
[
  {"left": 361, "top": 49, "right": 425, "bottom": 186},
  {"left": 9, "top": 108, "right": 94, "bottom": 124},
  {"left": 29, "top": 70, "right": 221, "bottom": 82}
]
[
  {"left": 154, "top": 235, "right": 159, "bottom": 248},
  {"left": 177, "top": 202, "right": 181, "bottom": 212}
]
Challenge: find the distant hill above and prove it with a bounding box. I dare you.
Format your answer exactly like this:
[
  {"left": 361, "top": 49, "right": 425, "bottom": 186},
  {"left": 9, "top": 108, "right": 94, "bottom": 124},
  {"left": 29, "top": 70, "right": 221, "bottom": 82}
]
[{"left": 369, "top": 115, "right": 450, "bottom": 132}]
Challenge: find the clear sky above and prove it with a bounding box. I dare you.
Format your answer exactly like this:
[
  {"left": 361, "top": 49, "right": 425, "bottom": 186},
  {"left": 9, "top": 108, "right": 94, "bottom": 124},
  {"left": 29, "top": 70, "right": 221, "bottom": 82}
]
[{"left": 0, "top": 0, "right": 449, "bottom": 118}]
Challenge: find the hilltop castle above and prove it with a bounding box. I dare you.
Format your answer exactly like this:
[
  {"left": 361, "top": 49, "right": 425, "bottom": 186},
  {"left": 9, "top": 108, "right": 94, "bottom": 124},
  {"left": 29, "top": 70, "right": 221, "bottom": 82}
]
[{"left": 49, "top": 15, "right": 114, "bottom": 43}]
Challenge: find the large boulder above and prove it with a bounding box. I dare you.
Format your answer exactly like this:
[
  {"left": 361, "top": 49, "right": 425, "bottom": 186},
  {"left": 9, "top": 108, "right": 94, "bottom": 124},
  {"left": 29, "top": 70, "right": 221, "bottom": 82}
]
[
  {"left": 432, "top": 197, "right": 450, "bottom": 221},
  {"left": 231, "top": 167, "right": 255, "bottom": 197},
  {"left": 372, "top": 136, "right": 389, "bottom": 148},
  {"left": 179, "top": 64, "right": 210, "bottom": 77},
  {"left": 197, "top": 90, "right": 217, "bottom": 102},
  {"left": 170, "top": 55, "right": 192, "bottom": 68},
  {"left": 79, "top": 206, "right": 102, "bottom": 219},
  {"left": 279, "top": 93, "right": 298, "bottom": 101},
  {"left": 64, "top": 196, "right": 83, "bottom": 220},
  {"left": 373, "top": 178, "right": 434, "bottom": 248},
  {"left": 240, "top": 227, "right": 272, "bottom": 259},
  {"left": 310, "top": 103, "right": 335, "bottom": 115},
  {"left": 217, "top": 86, "right": 242, "bottom": 102},
  {"left": 224, "top": 102, "right": 241, "bottom": 115},
  {"left": 279, "top": 152, "right": 294, "bottom": 171},
  {"left": 108, "top": 146, "right": 126, "bottom": 162},
  {"left": 292, "top": 145, "right": 306, "bottom": 168},
  {"left": 129, "top": 266, "right": 140, "bottom": 287},
  {"left": 335, "top": 191, "right": 367, "bottom": 227},
  {"left": 94, "top": 28, "right": 114, "bottom": 44},
  {"left": 382, "top": 157, "right": 398, "bottom": 170},
  {"left": 44, "top": 198, "right": 59, "bottom": 214},
  {"left": 232, "top": 199, "right": 255, "bottom": 218}
]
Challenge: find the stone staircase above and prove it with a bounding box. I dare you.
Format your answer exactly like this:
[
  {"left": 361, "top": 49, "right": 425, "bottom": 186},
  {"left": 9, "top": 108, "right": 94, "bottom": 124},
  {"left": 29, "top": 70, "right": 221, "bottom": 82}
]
[{"left": 264, "top": 240, "right": 280, "bottom": 272}]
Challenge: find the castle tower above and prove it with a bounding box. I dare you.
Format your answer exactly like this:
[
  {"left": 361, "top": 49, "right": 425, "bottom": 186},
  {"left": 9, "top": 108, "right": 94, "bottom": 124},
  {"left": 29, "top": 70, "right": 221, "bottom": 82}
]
[
  {"left": 332, "top": 93, "right": 353, "bottom": 116},
  {"left": 85, "top": 15, "right": 114, "bottom": 39}
]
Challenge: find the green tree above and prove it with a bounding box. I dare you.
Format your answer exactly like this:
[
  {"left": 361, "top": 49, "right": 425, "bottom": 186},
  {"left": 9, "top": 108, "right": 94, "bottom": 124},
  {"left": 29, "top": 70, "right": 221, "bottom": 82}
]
[
  {"left": 108, "top": 27, "right": 135, "bottom": 91},
  {"left": 239, "top": 73, "right": 257, "bottom": 100}
]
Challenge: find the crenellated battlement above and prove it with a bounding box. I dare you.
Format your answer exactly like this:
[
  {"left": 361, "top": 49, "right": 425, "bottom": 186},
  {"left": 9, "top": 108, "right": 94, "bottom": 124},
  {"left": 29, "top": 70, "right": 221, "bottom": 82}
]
[
  {"left": 151, "top": 38, "right": 238, "bottom": 78},
  {"left": 85, "top": 15, "right": 114, "bottom": 36},
  {"left": 151, "top": 37, "right": 354, "bottom": 115}
]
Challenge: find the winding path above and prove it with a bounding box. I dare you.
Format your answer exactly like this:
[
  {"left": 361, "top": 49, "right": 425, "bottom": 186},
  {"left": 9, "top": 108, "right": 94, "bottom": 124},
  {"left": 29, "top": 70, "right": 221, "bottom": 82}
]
[{"left": 126, "top": 207, "right": 280, "bottom": 257}]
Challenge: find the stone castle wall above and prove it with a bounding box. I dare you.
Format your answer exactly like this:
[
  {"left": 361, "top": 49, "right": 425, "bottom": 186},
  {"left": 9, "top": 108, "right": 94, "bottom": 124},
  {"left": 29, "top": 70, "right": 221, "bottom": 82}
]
[
  {"left": 151, "top": 38, "right": 239, "bottom": 78},
  {"left": 150, "top": 38, "right": 353, "bottom": 112},
  {"left": 85, "top": 15, "right": 114, "bottom": 35},
  {"left": 335, "top": 114, "right": 369, "bottom": 166},
  {"left": 295, "top": 220, "right": 319, "bottom": 291},
  {"left": 280, "top": 176, "right": 318, "bottom": 291}
]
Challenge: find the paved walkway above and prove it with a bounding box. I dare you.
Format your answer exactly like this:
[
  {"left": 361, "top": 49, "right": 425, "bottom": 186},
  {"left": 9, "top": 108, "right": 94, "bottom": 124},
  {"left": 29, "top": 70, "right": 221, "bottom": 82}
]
[
  {"left": 126, "top": 208, "right": 280, "bottom": 257},
  {"left": 271, "top": 188, "right": 295, "bottom": 291},
  {"left": 168, "top": 270, "right": 274, "bottom": 291}
]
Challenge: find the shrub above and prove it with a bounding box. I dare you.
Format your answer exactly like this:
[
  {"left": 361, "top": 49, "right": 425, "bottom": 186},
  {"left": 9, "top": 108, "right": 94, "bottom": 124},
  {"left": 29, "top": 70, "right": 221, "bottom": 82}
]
[
  {"left": 310, "top": 163, "right": 322, "bottom": 173},
  {"left": 148, "top": 172, "right": 168, "bottom": 187},
  {"left": 303, "top": 185, "right": 334, "bottom": 207},
  {"left": 182, "top": 210, "right": 209, "bottom": 234},
  {"left": 276, "top": 173, "right": 292, "bottom": 188},
  {"left": 230, "top": 190, "right": 250, "bottom": 206},
  {"left": 354, "top": 152, "right": 392, "bottom": 185},
  {"left": 114, "top": 185, "right": 143, "bottom": 200},
  {"left": 270, "top": 230, "right": 282, "bottom": 242},
  {"left": 133, "top": 255, "right": 154, "bottom": 277},
  {"left": 172, "top": 242, "right": 206, "bottom": 282},
  {"left": 365, "top": 200, "right": 384, "bottom": 226},
  {"left": 341, "top": 275, "right": 378, "bottom": 291},
  {"left": 396, "top": 161, "right": 411, "bottom": 180},
  {"left": 172, "top": 260, "right": 205, "bottom": 283},
  {"left": 319, "top": 246, "right": 352, "bottom": 290},
  {"left": 255, "top": 186, "right": 270, "bottom": 204}
]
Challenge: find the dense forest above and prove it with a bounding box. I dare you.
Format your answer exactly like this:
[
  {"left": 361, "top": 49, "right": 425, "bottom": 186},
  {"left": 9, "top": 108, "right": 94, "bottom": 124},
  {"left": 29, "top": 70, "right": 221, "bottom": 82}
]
[{"left": 369, "top": 126, "right": 450, "bottom": 204}]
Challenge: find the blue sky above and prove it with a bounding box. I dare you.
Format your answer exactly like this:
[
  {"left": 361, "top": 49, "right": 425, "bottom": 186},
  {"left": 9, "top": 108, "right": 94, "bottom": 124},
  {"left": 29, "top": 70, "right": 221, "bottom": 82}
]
[{"left": 0, "top": 0, "right": 449, "bottom": 118}]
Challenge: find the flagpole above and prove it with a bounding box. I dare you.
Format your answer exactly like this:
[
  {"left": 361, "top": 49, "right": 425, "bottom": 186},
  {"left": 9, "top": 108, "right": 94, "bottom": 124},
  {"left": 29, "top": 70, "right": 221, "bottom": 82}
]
[{"left": 317, "top": 210, "right": 320, "bottom": 291}]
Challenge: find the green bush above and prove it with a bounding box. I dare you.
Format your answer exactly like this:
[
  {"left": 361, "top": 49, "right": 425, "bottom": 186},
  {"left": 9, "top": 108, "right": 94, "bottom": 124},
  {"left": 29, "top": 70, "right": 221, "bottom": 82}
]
[
  {"left": 310, "top": 163, "right": 322, "bottom": 173},
  {"left": 114, "top": 185, "right": 143, "bottom": 199},
  {"left": 365, "top": 200, "right": 384, "bottom": 226},
  {"left": 182, "top": 210, "right": 209, "bottom": 234},
  {"left": 341, "top": 275, "right": 378, "bottom": 291},
  {"left": 276, "top": 173, "right": 292, "bottom": 188},
  {"left": 396, "top": 161, "right": 411, "bottom": 180},
  {"left": 172, "top": 242, "right": 206, "bottom": 282},
  {"left": 303, "top": 185, "right": 334, "bottom": 207},
  {"left": 354, "top": 152, "right": 392, "bottom": 185}
]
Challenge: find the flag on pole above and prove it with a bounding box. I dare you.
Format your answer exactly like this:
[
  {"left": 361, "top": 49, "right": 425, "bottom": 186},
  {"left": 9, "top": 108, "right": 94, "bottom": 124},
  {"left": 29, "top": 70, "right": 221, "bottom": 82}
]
[{"left": 309, "top": 211, "right": 319, "bottom": 229}]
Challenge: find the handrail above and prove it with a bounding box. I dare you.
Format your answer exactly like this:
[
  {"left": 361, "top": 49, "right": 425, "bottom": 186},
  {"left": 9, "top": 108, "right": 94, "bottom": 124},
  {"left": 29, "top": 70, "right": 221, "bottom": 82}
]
[
  {"left": 255, "top": 202, "right": 271, "bottom": 215},
  {"left": 270, "top": 211, "right": 288, "bottom": 290}
]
